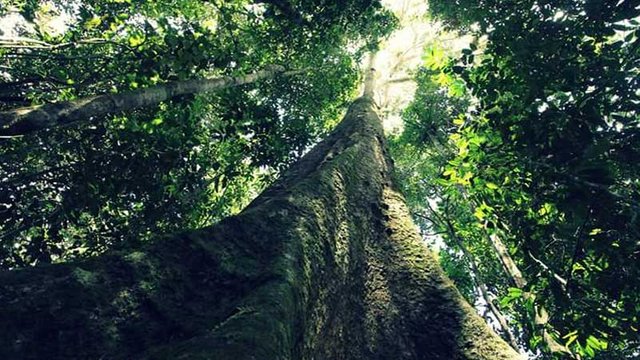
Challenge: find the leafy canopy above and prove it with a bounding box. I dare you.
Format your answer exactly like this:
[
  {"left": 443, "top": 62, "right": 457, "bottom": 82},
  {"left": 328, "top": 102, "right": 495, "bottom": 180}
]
[
  {"left": 391, "top": 0, "right": 640, "bottom": 358},
  {"left": 0, "top": 0, "right": 396, "bottom": 267}
]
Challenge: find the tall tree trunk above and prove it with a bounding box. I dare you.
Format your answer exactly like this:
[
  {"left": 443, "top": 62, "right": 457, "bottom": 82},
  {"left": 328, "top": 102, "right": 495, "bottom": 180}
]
[
  {"left": 0, "top": 94, "right": 521, "bottom": 359},
  {"left": 0, "top": 65, "right": 300, "bottom": 136}
]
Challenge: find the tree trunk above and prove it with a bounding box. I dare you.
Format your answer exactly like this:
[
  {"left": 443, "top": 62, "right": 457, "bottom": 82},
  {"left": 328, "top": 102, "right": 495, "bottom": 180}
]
[
  {"left": 0, "top": 65, "right": 300, "bottom": 136},
  {"left": 0, "top": 95, "right": 521, "bottom": 359},
  {"left": 441, "top": 215, "right": 520, "bottom": 352}
]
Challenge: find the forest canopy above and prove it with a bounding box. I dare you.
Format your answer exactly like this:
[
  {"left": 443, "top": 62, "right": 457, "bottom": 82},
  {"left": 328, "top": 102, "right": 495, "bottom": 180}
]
[{"left": 0, "top": 0, "right": 639, "bottom": 359}]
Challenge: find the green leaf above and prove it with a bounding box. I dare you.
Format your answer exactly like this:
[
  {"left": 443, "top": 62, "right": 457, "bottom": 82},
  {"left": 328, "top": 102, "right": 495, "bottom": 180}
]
[
  {"left": 448, "top": 79, "right": 466, "bottom": 97},
  {"left": 423, "top": 45, "right": 447, "bottom": 70},
  {"left": 499, "top": 287, "right": 524, "bottom": 307},
  {"left": 128, "top": 33, "right": 145, "bottom": 47},
  {"left": 588, "top": 228, "right": 602, "bottom": 236},
  {"left": 84, "top": 16, "right": 101, "bottom": 29},
  {"left": 563, "top": 330, "right": 579, "bottom": 344},
  {"left": 486, "top": 182, "right": 499, "bottom": 190},
  {"left": 586, "top": 335, "right": 607, "bottom": 350},
  {"left": 474, "top": 207, "right": 485, "bottom": 220}
]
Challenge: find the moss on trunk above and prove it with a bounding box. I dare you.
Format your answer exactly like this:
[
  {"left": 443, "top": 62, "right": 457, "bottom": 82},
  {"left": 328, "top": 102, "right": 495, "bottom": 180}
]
[{"left": 0, "top": 96, "right": 521, "bottom": 359}]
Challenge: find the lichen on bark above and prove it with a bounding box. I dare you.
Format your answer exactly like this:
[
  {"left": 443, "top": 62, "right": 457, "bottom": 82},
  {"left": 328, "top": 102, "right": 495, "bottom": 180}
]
[{"left": 0, "top": 96, "right": 521, "bottom": 359}]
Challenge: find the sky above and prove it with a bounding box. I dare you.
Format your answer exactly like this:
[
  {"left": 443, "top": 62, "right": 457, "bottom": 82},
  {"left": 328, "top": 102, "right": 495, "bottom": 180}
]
[{"left": 372, "top": 0, "right": 471, "bottom": 133}]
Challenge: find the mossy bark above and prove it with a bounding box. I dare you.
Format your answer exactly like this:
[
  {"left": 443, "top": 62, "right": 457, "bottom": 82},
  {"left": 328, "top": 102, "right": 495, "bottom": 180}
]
[{"left": 0, "top": 96, "right": 521, "bottom": 359}]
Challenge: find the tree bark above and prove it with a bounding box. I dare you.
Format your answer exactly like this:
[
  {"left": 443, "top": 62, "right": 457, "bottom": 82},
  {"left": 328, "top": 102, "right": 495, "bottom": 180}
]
[
  {"left": 0, "top": 95, "right": 521, "bottom": 359},
  {"left": 0, "top": 65, "right": 301, "bottom": 136}
]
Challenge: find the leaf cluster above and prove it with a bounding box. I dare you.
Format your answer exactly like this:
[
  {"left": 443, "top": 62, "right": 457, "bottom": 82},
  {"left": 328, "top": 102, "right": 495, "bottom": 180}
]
[
  {"left": 0, "top": 0, "right": 395, "bottom": 267},
  {"left": 393, "top": 1, "right": 640, "bottom": 357}
]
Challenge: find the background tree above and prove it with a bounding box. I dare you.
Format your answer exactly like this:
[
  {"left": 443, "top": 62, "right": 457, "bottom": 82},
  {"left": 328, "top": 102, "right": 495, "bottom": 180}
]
[
  {"left": 0, "top": 0, "right": 395, "bottom": 268},
  {"left": 391, "top": 0, "right": 640, "bottom": 358}
]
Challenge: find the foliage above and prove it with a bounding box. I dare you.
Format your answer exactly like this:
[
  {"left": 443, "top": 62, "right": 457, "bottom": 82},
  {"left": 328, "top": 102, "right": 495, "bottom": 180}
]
[
  {"left": 0, "top": 0, "right": 396, "bottom": 267},
  {"left": 3, "top": 0, "right": 637, "bottom": 358},
  {"left": 392, "top": 0, "right": 640, "bottom": 358}
]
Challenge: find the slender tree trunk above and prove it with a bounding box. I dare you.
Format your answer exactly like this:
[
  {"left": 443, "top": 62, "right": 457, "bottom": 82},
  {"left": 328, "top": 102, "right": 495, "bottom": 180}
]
[
  {"left": 0, "top": 65, "right": 300, "bottom": 136},
  {"left": 439, "top": 215, "right": 520, "bottom": 352},
  {"left": 484, "top": 228, "right": 573, "bottom": 357},
  {"left": 0, "top": 94, "right": 521, "bottom": 359},
  {"left": 487, "top": 232, "right": 526, "bottom": 288}
]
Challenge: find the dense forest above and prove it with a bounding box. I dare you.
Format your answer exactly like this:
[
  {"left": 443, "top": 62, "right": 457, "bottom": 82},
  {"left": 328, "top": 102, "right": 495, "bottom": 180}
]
[{"left": 0, "top": 0, "right": 638, "bottom": 359}]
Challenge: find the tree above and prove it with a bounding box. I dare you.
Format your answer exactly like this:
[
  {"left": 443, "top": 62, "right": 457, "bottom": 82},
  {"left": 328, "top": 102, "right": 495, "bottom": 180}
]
[
  {"left": 391, "top": 0, "right": 640, "bottom": 357},
  {"left": 3, "top": 0, "right": 635, "bottom": 358},
  {"left": 0, "top": 78, "right": 520, "bottom": 358},
  {"left": 0, "top": 0, "right": 391, "bottom": 268},
  {"left": 0, "top": 65, "right": 305, "bottom": 136},
  {"left": 0, "top": 1, "right": 521, "bottom": 357}
]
